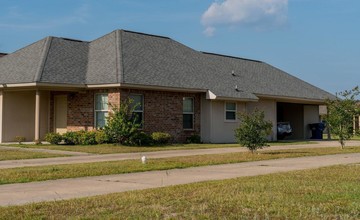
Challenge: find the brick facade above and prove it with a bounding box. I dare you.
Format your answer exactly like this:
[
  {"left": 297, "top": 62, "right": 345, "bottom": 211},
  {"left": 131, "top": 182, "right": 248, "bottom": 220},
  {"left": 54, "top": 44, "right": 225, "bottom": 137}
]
[{"left": 49, "top": 88, "right": 201, "bottom": 142}]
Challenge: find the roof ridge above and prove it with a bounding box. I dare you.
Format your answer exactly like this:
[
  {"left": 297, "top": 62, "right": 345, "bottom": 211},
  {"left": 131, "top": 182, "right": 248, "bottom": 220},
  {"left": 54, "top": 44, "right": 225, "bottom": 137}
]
[
  {"left": 122, "top": 29, "right": 170, "bottom": 40},
  {"left": 201, "top": 51, "right": 262, "bottom": 63},
  {"left": 33, "top": 36, "right": 53, "bottom": 82},
  {"left": 58, "top": 37, "right": 88, "bottom": 43},
  {"left": 115, "top": 30, "right": 124, "bottom": 83}
]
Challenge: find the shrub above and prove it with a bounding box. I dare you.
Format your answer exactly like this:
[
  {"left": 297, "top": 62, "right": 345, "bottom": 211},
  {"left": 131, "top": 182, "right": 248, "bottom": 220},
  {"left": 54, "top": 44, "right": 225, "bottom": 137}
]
[
  {"left": 235, "top": 109, "right": 273, "bottom": 153},
  {"left": 325, "top": 86, "right": 360, "bottom": 148},
  {"left": 151, "top": 132, "right": 172, "bottom": 145},
  {"left": 14, "top": 136, "right": 26, "bottom": 144},
  {"left": 186, "top": 134, "right": 202, "bottom": 144},
  {"left": 95, "top": 130, "right": 109, "bottom": 144},
  {"left": 78, "top": 131, "right": 97, "bottom": 145},
  {"left": 104, "top": 100, "right": 142, "bottom": 145},
  {"left": 130, "top": 132, "right": 153, "bottom": 146},
  {"left": 44, "top": 133, "right": 62, "bottom": 145},
  {"left": 62, "top": 131, "right": 81, "bottom": 145}
]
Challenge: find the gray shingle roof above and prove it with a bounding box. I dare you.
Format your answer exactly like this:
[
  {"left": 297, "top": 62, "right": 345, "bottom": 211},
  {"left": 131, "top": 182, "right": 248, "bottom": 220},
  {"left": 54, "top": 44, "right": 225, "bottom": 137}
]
[{"left": 0, "top": 29, "right": 334, "bottom": 101}]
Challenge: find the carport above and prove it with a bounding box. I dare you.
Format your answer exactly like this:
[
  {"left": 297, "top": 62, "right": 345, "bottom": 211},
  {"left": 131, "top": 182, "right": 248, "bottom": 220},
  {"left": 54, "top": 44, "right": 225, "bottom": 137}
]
[{"left": 277, "top": 102, "right": 320, "bottom": 140}]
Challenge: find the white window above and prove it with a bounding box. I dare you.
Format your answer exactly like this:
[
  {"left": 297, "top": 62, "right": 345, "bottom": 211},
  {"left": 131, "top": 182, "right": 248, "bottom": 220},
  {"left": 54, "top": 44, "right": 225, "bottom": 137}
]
[
  {"left": 225, "top": 102, "right": 237, "bottom": 121},
  {"left": 183, "top": 97, "right": 194, "bottom": 129},
  {"left": 129, "top": 94, "right": 144, "bottom": 127},
  {"left": 95, "top": 93, "right": 108, "bottom": 128}
]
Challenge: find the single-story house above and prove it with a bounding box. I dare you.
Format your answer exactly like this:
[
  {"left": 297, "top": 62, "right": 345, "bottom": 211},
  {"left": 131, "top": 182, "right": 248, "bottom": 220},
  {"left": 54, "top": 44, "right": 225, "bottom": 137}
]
[{"left": 0, "top": 30, "right": 335, "bottom": 143}]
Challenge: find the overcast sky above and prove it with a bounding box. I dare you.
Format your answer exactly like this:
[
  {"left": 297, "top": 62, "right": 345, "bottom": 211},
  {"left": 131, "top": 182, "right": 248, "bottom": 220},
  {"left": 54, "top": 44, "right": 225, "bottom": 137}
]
[{"left": 0, "top": 0, "right": 359, "bottom": 94}]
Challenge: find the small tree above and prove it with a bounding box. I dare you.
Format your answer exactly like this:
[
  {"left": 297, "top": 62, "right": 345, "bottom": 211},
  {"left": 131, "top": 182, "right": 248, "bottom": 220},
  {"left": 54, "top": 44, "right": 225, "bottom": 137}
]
[
  {"left": 325, "top": 86, "right": 360, "bottom": 149},
  {"left": 104, "top": 99, "right": 142, "bottom": 145},
  {"left": 235, "top": 109, "right": 273, "bottom": 153}
]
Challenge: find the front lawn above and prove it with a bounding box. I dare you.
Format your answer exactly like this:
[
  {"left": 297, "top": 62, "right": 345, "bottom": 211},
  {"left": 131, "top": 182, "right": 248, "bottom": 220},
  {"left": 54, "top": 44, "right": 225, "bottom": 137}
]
[
  {"left": 1, "top": 146, "right": 359, "bottom": 185},
  {"left": 1, "top": 164, "right": 359, "bottom": 219},
  {"left": 8, "top": 141, "right": 314, "bottom": 154},
  {"left": 0, "top": 149, "right": 66, "bottom": 161}
]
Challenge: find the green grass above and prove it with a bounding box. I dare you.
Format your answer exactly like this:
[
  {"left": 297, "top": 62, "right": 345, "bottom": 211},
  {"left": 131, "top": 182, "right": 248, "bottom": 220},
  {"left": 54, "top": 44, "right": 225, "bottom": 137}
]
[
  {"left": 0, "top": 149, "right": 65, "bottom": 161},
  {"left": 8, "top": 141, "right": 314, "bottom": 154},
  {"left": 323, "top": 133, "right": 360, "bottom": 140},
  {"left": 1, "top": 164, "right": 359, "bottom": 219},
  {"left": 1, "top": 146, "right": 360, "bottom": 185}
]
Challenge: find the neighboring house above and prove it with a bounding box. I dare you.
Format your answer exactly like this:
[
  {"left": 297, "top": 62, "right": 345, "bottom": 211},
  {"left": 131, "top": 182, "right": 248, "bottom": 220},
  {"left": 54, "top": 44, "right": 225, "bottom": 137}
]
[{"left": 0, "top": 30, "right": 335, "bottom": 143}]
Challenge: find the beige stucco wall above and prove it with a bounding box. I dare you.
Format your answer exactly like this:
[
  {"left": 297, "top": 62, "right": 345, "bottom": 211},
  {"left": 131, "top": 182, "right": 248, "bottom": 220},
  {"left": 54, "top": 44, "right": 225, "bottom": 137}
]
[
  {"left": 2, "top": 91, "right": 49, "bottom": 142},
  {"left": 200, "top": 95, "right": 212, "bottom": 143},
  {"left": 303, "top": 105, "right": 320, "bottom": 139},
  {"left": 201, "top": 97, "right": 247, "bottom": 143},
  {"left": 201, "top": 98, "right": 277, "bottom": 143},
  {"left": 246, "top": 99, "right": 277, "bottom": 141},
  {"left": 40, "top": 91, "right": 50, "bottom": 138}
]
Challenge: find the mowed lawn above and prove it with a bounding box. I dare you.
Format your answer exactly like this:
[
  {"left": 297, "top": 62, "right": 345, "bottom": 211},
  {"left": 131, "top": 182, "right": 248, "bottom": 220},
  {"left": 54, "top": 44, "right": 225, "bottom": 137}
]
[
  {"left": 1, "top": 146, "right": 360, "bottom": 185},
  {"left": 0, "top": 149, "right": 66, "bottom": 161},
  {"left": 1, "top": 164, "right": 359, "bottom": 219},
  {"left": 8, "top": 140, "right": 314, "bottom": 154}
]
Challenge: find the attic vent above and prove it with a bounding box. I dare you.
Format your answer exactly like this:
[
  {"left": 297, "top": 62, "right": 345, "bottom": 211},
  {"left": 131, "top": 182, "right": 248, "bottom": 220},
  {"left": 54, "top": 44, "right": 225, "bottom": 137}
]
[
  {"left": 231, "top": 70, "right": 236, "bottom": 76},
  {"left": 235, "top": 85, "right": 243, "bottom": 92}
]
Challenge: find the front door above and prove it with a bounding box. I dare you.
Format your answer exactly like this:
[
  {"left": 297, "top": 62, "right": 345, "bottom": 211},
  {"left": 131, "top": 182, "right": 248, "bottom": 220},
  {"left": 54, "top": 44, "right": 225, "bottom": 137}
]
[{"left": 54, "top": 95, "right": 67, "bottom": 134}]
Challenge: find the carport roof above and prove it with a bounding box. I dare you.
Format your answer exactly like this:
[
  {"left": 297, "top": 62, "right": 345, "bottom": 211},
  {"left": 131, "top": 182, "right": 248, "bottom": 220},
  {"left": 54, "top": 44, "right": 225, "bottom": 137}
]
[{"left": 0, "top": 29, "right": 335, "bottom": 101}]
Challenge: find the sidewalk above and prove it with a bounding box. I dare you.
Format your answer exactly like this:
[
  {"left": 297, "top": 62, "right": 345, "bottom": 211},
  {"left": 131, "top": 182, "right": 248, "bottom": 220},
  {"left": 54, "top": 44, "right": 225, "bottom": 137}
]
[
  {"left": 1, "top": 153, "right": 359, "bottom": 206},
  {"left": 1, "top": 140, "right": 360, "bottom": 169}
]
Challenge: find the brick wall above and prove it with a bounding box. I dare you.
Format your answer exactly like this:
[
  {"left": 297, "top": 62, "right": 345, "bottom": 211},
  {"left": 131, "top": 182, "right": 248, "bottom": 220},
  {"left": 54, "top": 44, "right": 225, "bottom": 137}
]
[
  {"left": 120, "top": 89, "right": 201, "bottom": 142},
  {"left": 50, "top": 88, "right": 201, "bottom": 143},
  {"left": 50, "top": 89, "right": 120, "bottom": 132}
]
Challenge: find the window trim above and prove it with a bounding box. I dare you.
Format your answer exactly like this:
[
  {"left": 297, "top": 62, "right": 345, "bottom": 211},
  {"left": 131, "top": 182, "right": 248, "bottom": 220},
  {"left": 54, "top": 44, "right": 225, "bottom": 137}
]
[
  {"left": 129, "top": 94, "right": 144, "bottom": 129},
  {"left": 94, "top": 93, "right": 109, "bottom": 128},
  {"left": 224, "top": 102, "right": 237, "bottom": 122},
  {"left": 183, "top": 97, "right": 194, "bottom": 130}
]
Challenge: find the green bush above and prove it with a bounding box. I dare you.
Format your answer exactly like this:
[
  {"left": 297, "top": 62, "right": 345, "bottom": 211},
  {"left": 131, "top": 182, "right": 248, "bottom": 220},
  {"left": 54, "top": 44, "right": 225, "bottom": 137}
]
[
  {"left": 235, "top": 109, "right": 273, "bottom": 153},
  {"left": 44, "top": 133, "right": 62, "bottom": 145},
  {"left": 151, "top": 132, "right": 172, "bottom": 145},
  {"left": 78, "top": 131, "right": 97, "bottom": 145},
  {"left": 95, "top": 130, "right": 109, "bottom": 144},
  {"left": 104, "top": 100, "right": 142, "bottom": 145},
  {"left": 130, "top": 132, "right": 153, "bottom": 146},
  {"left": 62, "top": 131, "right": 81, "bottom": 145},
  {"left": 186, "top": 134, "right": 202, "bottom": 144},
  {"left": 14, "top": 136, "right": 26, "bottom": 144}
]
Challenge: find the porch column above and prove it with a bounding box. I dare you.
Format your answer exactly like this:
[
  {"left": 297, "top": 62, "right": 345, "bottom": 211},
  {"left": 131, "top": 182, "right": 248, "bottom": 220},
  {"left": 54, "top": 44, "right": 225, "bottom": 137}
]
[
  {"left": 35, "top": 90, "right": 40, "bottom": 141},
  {"left": 0, "top": 90, "right": 3, "bottom": 143}
]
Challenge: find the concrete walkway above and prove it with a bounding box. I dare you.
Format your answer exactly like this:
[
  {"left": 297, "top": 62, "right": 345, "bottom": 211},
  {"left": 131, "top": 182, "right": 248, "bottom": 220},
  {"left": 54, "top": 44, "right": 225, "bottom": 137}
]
[
  {"left": 1, "top": 140, "right": 360, "bottom": 169},
  {"left": 0, "top": 153, "right": 359, "bottom": 206}
]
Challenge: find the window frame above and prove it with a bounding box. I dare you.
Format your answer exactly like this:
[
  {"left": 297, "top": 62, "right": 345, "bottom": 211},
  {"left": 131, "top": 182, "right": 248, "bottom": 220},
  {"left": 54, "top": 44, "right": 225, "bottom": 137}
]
[
  {"left": 129, "top": 94, "right": 144, "bottom": 129},
  {"left": 183, "top": 97, "right": 194, "bottom": 130},
  {"left": 94, "top": 93, "right": 109, "bottom": 128},
  {"left": 224, "top": 102, "right": 237, "bottom": 122}
]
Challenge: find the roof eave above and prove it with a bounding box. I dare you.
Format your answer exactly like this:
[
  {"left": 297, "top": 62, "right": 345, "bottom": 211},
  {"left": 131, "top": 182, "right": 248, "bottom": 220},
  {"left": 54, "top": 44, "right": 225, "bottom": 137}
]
[{"left": 255, "top": 94, "right": 328, "bottom": 104}]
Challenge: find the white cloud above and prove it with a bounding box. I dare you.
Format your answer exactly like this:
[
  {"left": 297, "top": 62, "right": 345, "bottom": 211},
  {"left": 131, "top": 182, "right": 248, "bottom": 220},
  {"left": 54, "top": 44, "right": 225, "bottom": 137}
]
[
  {"left": 201, "top": 0, "right": 288, "bottom": 36},
  {"left": 203, "top": 26, "right": 216, "bottom": 37}
]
